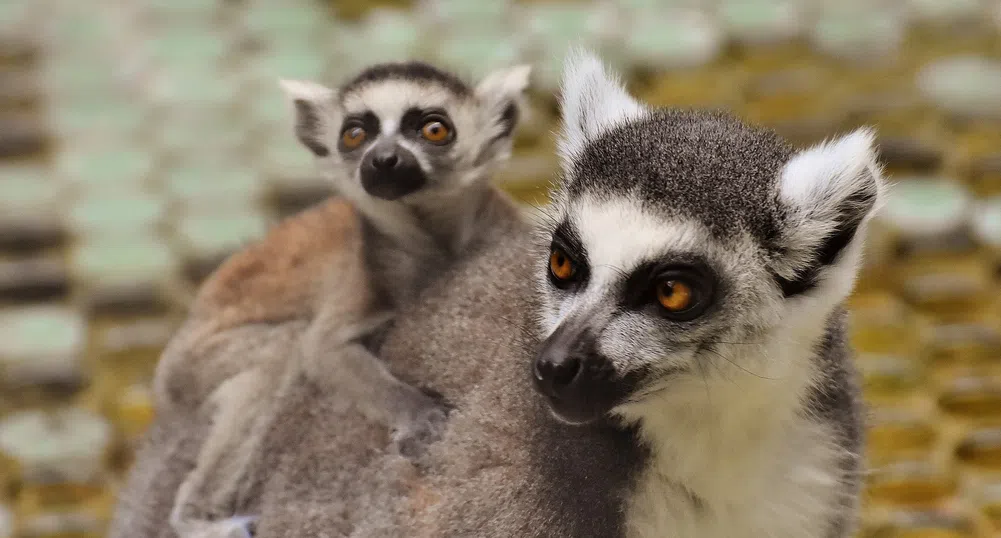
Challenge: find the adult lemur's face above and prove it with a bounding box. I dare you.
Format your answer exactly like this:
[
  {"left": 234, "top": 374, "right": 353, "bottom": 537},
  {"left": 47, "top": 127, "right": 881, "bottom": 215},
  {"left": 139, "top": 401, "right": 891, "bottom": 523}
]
[{"left": 531, "top": 52, "right": 883, "bottom": 426}]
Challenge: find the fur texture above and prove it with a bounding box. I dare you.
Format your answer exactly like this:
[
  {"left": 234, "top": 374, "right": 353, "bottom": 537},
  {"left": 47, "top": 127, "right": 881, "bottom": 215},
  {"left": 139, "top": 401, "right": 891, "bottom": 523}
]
[{"left": 152, "top": 198, "right": 359, "bottom": 417}]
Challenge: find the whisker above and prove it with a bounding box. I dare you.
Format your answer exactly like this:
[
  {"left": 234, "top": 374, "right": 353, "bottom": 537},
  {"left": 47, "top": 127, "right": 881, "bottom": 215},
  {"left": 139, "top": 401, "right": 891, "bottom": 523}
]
[
  {"left": 695, "top": 351, "right": 713, "bottom": 408},
  {"left": 704, "top": 349, "right": 738, "bottom": 386},
  {"left": 687, "top": 340, "right": 762, "bottom": 347},
  {"left": 701, "top": 347, "right": 780, "bottom": 381}
]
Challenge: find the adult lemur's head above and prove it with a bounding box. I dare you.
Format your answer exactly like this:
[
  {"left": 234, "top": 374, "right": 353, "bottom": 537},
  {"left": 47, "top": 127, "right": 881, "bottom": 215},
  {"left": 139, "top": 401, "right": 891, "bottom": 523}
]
[
  {"left": 281, "top": 61, "right": 531, "bottom": 204},
  {"left": 532, "top": 51, "right": 884, "bottom": 426}
]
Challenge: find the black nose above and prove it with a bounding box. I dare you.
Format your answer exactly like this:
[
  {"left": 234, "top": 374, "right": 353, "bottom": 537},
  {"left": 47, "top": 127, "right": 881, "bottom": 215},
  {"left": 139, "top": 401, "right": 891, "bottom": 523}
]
[
  {"left": 534, "top": 354, "right": 584, "bottom": 397},
  {"left": 372, "top": 152, "right": 399, "bottom": 170},
  {"left": 532, "top": 324, "right": 635, "bottom": 425},
  {"left": 360, "top": 144, "right": 427, "bottom": 200}
]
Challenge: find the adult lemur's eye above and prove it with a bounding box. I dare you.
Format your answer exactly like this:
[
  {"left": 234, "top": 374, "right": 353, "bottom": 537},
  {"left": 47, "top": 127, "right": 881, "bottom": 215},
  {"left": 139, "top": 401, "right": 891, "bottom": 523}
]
[
  {"left": 342, "top": 126, "right": 366, "bottom": 149},
  {"left": 549, "top": 248, "right": 576, "bottom": 282},
  {"left": 656, "top": 280, "right": 693, "bottom": 312},
  {"left": 421, "top": 120, "right": 451, "bottom": 144}
]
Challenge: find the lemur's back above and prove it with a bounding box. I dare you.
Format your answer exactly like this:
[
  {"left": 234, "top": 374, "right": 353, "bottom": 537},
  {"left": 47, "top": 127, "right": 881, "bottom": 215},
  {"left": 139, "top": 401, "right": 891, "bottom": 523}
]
[
  {"left": 253, "top": 209, "right": 648, "bottom": 538},
  {"left": 152, "top": 197, "right": 364, "bottom": 416}
]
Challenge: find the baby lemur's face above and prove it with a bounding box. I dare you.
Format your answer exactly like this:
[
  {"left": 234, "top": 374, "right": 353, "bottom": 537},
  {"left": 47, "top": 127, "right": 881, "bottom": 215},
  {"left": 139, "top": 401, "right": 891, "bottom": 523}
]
[
  {"left": 532, "top": 52, "right": 883, "bottom": 426},
  {"left": 282, "top": 62, "right": 531, "bottom": 204}
]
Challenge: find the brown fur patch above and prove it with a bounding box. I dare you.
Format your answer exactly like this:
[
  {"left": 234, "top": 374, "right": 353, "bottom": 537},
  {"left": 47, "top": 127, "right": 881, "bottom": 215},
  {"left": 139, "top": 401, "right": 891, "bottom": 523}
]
[
  {"left": 191, "top": 198, "right": 361, "bottom": 332},
  {"left": 406, "top": 473, "right": 442, "bottom": 538},
  {"left": 407, "top": 480, "right": 440, "bottom": 515}
]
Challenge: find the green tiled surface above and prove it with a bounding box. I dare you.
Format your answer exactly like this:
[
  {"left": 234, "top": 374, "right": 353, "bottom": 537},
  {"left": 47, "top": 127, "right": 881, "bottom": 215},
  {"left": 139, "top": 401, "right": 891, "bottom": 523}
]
[{"left": 1, "top": 0, "right": 1001, "bottom": 535}]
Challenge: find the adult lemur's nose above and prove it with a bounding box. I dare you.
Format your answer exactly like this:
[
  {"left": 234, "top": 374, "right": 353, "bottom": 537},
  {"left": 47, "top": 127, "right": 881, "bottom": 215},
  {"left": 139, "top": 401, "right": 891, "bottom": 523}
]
[
  {"left": 534, "top": 350, "right": 584, "bottom": 398},
  {"left": 533, "top": 321, "right": 628, "bottom": 425}
]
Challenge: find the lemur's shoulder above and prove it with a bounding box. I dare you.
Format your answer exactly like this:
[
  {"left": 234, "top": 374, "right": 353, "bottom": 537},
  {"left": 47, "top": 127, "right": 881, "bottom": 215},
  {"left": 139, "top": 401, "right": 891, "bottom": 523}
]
[{"left": 191, "top": 197, "right": 363, "bottom": 332}]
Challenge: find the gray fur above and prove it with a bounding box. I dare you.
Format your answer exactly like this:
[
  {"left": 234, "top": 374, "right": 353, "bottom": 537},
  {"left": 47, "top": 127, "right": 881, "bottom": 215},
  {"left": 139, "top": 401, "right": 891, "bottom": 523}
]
[
  {"left": 339, "top": 62, "right": 472, "bottom": 100},
  {"left": 110, "top": 319, "right": 309, "bottom": 538},
  {"left": 251, "top": 210, "right": 646, "bottom": 538},
  {"left": 565, "top": 109, "right": 794, "bottom": 243},
  {"left": 803, "top": 309, "right": 866, "bottom": 538}
]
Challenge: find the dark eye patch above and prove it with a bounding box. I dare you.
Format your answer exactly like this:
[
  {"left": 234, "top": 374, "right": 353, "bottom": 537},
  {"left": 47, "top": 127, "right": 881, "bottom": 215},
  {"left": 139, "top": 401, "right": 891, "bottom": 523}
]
[
  {"left": 337, "top": 111, "right": 380, "bottom": 153},
  {"left": 548, "top": 219, "right": 590, "bottom": 290},
  {"left": 619, "top": 257, "right": 717, "bottom": 319},
  {"left": 552, "top": 220, "right": 587, "bottom": 265},
  {"left": 401, "top": 107, "right": 455, "bottom": 140}
]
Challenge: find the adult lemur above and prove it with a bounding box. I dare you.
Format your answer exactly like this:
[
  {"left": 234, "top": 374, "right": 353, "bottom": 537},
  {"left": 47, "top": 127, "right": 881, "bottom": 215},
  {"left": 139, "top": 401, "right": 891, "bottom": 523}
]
[
  {"left": 165, "top": 61, "right": 531, "bottom": 538},
  {"left": 524, "top": 50, "right": 877, "bottom": 536}
]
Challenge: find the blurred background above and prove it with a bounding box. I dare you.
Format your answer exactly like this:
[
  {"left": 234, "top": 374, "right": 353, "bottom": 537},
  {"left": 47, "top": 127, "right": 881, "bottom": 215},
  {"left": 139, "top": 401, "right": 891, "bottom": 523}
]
[{"left": 1, "top": 0, "right": 1001, "bottom": 536}]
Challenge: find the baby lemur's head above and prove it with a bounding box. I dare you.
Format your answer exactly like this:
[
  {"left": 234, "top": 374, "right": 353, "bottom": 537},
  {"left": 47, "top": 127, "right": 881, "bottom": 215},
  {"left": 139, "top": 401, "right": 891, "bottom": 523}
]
[
  {"left": 532, "top": 51, "right": 884, "bottom": 426},
  {"left": 281, "top": 61, "right": 531, "bottom": 206}
]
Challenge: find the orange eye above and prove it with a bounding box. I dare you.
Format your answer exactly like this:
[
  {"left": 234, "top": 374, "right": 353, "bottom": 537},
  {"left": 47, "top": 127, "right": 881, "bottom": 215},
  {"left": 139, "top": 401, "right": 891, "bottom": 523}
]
[
  {"left": 549, "top": 248, "right": 575, "bottom": 281},
  {"left": 656, "top": 280, "right": 693, "bottom": 312},
  {"left": 342, "top": 126, "right": 366, "bottom": 149},
  {"left": 421, "top": 121, "right": 451, "bottom": 143}
]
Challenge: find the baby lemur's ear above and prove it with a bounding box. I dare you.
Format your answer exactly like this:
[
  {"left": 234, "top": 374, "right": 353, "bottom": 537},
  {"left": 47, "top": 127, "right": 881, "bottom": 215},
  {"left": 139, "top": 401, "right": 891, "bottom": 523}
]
[
  {"left": 475, "top": 64, "right": 532, "bottom": 141},
  {"left": 772, "top": 127, "right": 885, "bottom": 298},
  {"left": 279, "top": 79, "right": 339, "bottom": 158},
  {"left": 469, "top": 65, "right": 531, "bottom": 167},
  {"left": 556, "top": 49, "right": 646, "bottom": 172}
]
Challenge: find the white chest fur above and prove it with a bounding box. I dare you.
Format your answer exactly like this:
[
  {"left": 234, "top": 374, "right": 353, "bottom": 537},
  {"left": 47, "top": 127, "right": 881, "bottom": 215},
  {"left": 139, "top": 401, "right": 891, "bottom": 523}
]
[{"left": 623, "top": 409, "right": 851, "bottom": 538}]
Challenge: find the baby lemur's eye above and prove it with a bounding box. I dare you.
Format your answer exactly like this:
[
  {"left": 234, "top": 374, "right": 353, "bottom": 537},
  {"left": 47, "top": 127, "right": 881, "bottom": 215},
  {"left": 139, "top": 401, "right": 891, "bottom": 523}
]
[
  {"left": 420, "top": 118, "right": 453, "bottom": 145},
  {"left": 549, "top": 248, "right": 577, "bottom": 284},
  {"left": 341, "top": 126, "right": 366, "bottom": 149},
  {"left": 656, "top": 280, "right": 693, "bottom": 312}
]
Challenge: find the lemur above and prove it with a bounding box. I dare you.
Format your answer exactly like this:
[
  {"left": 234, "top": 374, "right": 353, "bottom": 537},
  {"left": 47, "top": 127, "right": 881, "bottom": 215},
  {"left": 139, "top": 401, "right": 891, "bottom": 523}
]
[
  {"left": 253, "top": 51, "right": 880, "bottom": 537},
  {"left": 167, "top": 61, "right": 532, "bottom": 538},
  {"left": 522, "top": 51, "right": 878, "bottom": 537},
  {"left": 287, "top": 61, "right": 530, "bottom": 451}
]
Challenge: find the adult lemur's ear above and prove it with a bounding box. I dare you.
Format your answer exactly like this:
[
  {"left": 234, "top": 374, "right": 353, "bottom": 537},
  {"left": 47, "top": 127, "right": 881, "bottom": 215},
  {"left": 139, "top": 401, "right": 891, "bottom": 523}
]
[
  {"left": 279, "top": 79, "right": 339, "bottom": 158},
  {"left": 772, "top": 127, "right": 885, "bottom": 298},
  {"left": 556, "top": 49, "right": 646, "bottom": 172}
]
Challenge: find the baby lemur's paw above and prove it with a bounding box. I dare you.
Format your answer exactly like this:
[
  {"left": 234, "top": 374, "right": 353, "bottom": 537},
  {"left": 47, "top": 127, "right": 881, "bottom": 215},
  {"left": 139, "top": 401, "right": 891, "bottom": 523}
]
[{"left": 390, "top": 396, "right": 452, "bottom": 461}]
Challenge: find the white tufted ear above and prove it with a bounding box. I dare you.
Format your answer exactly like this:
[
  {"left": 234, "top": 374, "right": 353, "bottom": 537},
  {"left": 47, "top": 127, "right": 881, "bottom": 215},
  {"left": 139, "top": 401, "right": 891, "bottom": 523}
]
[
  {"left": 773, "top": 127, "right": 885, "bottom": 296},
  {"left": 476, "top": 64, "right": 532, "bottom": 109},
  {"left": 279, "top": 79, "right": 339, "bottom": 158},
  {"left": 779, "top": 128, "right": 881, "bottom": 216},
  {"left": 556, "top": 49, "right": 646, "bottom": 171},
  {"left": 473, "top": 64, "right": 533, "bottom": 162}
]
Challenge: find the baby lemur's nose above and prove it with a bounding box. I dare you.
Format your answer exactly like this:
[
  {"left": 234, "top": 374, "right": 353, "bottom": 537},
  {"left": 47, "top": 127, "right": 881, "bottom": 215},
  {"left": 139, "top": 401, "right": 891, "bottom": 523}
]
[
  {"left": 372, "top": 152, "right": 399, "bottom": 170},
  {"left": 534, "top": 353, "right": 584, "bottom": 397}
]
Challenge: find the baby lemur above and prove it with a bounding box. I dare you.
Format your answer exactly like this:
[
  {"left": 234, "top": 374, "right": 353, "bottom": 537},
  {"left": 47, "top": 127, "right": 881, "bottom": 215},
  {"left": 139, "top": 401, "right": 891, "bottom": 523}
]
[
  {"left": 168, "top": 61, "right": 531, "bottom": 538},
  {"left": 286, "top": 61, "right": 530, "bottom": 449}
]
